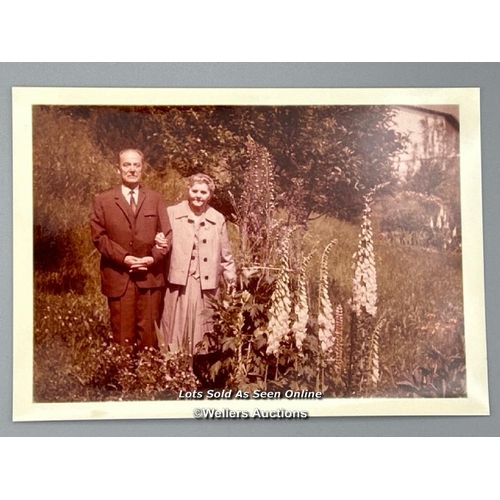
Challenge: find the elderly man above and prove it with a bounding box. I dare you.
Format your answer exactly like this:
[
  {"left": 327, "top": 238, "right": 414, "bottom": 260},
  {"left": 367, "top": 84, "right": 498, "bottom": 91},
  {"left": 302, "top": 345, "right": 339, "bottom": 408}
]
[{"left": 90, "top": 149, "right": 171, "bottom": 352}]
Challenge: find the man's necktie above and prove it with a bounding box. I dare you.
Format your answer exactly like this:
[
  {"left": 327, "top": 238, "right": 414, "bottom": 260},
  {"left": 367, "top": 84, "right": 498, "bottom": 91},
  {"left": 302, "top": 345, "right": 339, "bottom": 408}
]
[{"left": 129, "top": 190, "right": 137, "bottom": 214}]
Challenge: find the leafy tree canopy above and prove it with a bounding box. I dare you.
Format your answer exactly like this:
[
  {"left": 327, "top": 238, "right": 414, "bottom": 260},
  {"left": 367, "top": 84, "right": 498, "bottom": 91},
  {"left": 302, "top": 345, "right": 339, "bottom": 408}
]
[{"left": 66, "top": 104, "right": 406, "bottom": 222}]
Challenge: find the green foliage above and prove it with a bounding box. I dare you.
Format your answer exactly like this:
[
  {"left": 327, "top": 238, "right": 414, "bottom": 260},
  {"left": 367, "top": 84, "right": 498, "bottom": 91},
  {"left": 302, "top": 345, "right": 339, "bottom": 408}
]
[
  {"left": 32, "top": 105, "right": 465, "bottom": 402},
  {"left": 406, "top": 116, "right": 458, "bottom": 197},
  {"left": 376, "top": 191, "right": 460, "bottom": 252},
  {"left": 34, "top": 213, "right": 466, "bottom": 401},
  {"left": 196, "top": 288, "right": 270, "bottom": 391},
  {"left": 33, "top": 107, "right": 117, "bottom": 233},
  {"left": 403, "top": 114, "right": 461, "bottom": 249},
  {"left": 33, "top": 107, "right": 116, "bottom": 294},
  {"left": 214, "top": 105, "right": 406, "bottom": 221},
  {"left": 40, "top": 105, "right": 406, "bottom": 224},
  {"left": 34, "top": 293, "right": 199, "bottom": 402},
  {"left": 197, "top": 287, "right": 345, "bottom": 397},
  {"left": 396, "top": 345, "right": 466, "bottom": 398},
  {"left": 34, "top": 224, "right": 96, "bottom": 294},
  {"left": 373, "top": 242, "right": 464, "bottom": 395},
  {"left": 231, "top": 136, "right": 281, "bottom": 268}
]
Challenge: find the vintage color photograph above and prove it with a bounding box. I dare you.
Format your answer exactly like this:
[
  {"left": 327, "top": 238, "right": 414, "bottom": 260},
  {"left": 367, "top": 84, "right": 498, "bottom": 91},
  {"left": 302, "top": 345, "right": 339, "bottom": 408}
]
[{"left": 12, "top": 88, "right": 488, "bottom": 420}]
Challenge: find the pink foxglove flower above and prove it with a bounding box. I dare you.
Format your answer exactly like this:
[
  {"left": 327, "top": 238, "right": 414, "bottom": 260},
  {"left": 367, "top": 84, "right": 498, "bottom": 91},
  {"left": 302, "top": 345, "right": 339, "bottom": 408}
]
[
  {"left": 318, "top": 240, "right": 336, "bottom": 353},
  {"left": 351, "top": 194, "right": 378, "bottom": 318},
  {"left": 266, "top": 233, "right": 292, "bottom": 356}
]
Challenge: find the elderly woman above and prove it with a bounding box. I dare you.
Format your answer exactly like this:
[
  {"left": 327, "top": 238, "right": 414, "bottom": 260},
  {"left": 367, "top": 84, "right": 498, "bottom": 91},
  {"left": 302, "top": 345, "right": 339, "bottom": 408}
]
[{"left": 155, "top": 173, "right": 236, "bottom": 355}]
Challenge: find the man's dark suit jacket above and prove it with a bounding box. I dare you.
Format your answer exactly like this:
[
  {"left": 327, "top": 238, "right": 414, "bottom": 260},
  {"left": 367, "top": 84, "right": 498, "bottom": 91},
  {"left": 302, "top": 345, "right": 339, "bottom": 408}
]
[{"left": 90, "top": 185, "right": 171, "bottom": 298}]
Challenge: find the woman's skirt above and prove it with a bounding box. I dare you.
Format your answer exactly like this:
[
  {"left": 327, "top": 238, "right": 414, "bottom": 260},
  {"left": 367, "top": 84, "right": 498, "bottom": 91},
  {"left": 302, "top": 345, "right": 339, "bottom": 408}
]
[{"left": 159, "top": 276, "right": 216, "bottom": 355}]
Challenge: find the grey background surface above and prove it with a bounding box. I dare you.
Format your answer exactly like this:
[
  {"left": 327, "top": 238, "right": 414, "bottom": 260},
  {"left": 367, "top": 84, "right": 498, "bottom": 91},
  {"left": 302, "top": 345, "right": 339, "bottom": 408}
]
[{"left": 1, "top": 63, "right": 498, "bottom": 436}]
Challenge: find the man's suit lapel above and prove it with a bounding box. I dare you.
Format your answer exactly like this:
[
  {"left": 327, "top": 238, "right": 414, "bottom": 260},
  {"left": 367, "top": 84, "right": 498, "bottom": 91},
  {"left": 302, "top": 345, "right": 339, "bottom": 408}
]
[{"left": 136, "top": 185, "right": 147, "bottom": 215}]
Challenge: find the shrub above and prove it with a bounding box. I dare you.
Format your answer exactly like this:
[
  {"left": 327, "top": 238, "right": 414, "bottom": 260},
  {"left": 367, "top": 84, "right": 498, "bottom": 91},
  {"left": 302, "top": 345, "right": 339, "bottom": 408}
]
[{"left": 34, "top": 293, "right": 199, "bottom": 402}]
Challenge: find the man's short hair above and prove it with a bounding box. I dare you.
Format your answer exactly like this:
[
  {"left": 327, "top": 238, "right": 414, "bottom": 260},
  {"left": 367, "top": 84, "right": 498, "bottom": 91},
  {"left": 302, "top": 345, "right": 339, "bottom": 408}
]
[{"left": 119, "top": 149, "right": 145, "bottom": 162}]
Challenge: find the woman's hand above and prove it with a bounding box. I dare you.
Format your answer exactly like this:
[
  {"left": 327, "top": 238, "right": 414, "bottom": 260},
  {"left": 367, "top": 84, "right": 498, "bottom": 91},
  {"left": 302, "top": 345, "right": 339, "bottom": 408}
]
[{"left": 155, "top": 232, "right": 169, "bottom": 248}]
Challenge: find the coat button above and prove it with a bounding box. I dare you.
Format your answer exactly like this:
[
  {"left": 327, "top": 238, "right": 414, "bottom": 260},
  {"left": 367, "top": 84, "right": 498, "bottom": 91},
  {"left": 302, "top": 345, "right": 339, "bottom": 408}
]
[
  {"left": 204, "top": 276, "right": 209, "bottom": 280},
  {"left": 191, "top": 256, "right": 196, "bottom": 260},
  {"left": 203, "top": 257, "right": 207, "bottom": 262},
  {"left": 202, "top": 239, "right": 207, "bottom": 243}
]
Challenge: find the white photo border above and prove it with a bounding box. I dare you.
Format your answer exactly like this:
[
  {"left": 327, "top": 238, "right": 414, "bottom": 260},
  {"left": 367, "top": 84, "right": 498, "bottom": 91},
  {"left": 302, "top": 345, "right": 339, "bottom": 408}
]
[{"left": 12, "top": 87, "right": 489, "bottom": 421}]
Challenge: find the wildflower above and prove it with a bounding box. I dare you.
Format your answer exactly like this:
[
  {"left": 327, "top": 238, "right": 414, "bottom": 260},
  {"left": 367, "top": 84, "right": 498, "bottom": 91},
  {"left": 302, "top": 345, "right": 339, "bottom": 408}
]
[
  {"left": 292, "top": 250, "right": 315, "bottom": 350},
  {"left": 266, "top": 232, "right": 293, "bottom": 356},
  {"left": 238, "top": 136, "right": 277, "bottom": 265},
  {"left": 351, "top": 193, "right": 378, "bottom": 318},
  {"left": 370, "top": 334, "right": 380, "bottom": 384},
  {"left": 318, "top": 240, "right": 336, "bottom": 353},
  {"left": 333, "top": 304, "right": 344, "bottom": 375},
  {"left": 368, "top": 319, "right": 386, "bottom": 387}
]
